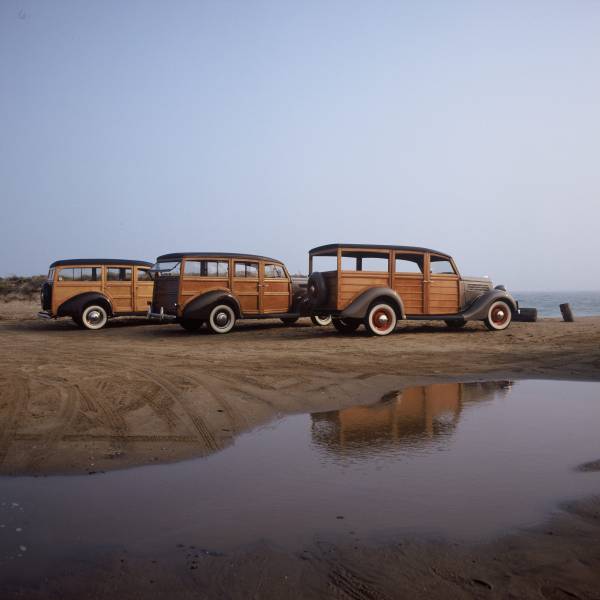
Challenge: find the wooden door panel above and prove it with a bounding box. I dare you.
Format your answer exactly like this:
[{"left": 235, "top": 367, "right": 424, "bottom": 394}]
[
  {"left": 134, "top": 282, "right": 153, "bottom": 312},
  {"left": 180, "top": 278, "right": 229, "bottom": 308},
  {"left": 393, "top": 275, "right": 424, "bottom": 314},
  {"left": 339, "top": 273, "right": 389, "bottom": 309},
  {"left": 428, "top": 278, "right": 459, "bottom": 314},
  {"left": 262, "top": 280, "right": 290, "bottom": 313},
  {"left": 232, "top": 279, "right": 259, "bottom": 313},
  {"left": 105, "top": 283, "right": 133, "bottom": 313}
]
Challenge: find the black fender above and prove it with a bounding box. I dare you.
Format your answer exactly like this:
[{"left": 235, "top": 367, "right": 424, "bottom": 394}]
[
  {"left": 182, "top": 290, "right": 242, "bottom": 320},
  {"left": 57, "top": 292, "right": 113, "bottom": 318},
  {"left": 340, "top": 287, "right": 405, "bottom": 320},
  {"left": 461, "top": 289, "right": 517, "bottom": 321}
]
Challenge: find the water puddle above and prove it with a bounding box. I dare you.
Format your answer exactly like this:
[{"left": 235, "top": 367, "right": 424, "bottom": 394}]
[{"left": 1, "top": 379, "right": 600, "bottom": 579}]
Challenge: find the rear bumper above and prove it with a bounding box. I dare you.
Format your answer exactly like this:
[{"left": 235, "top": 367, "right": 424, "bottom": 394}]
[
  {"left": 37, "top": 311, "right": 53, "bottom": 320},
  {"left": 147, "top": 306, "right": 177, "bottom": 321}
]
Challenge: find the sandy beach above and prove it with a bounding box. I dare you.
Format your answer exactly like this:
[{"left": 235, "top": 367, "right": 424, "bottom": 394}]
[{"left": 1, "top": 300, "right": 600, "bottom": 598}]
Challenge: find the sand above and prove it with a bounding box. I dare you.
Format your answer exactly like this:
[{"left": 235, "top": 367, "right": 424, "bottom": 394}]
[{"left": 1, "top": 300, "right": 599, "bottom": 598}]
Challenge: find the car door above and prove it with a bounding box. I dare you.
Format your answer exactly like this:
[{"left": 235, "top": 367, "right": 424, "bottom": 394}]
[
  {"left": 105, "top": 266, "right": 134, "bottom": 313},
  {"left": 393, "top": 252, "right": 425, "bottom": 315},
  {"left": 134, "top": 266, "right": 154, "bottom": 312},
  {"left": 231, "top": 261, "right": 260, "bottom": 314},
  {"left": 262, "top": 263, "right": 291, "bottom": 313},
  {"left": 426, "top": 254, "right": 460, "bottom": 315}
]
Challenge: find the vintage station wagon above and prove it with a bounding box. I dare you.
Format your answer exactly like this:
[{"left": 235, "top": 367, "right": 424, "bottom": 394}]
[
  {"left": 148, "top": 252, "right": 330, "bottom": 334},
  {"left": 38, "top": 259, "right": 154, "bottom": 330},
  {"left": 306, "top": 244, "right": 517, "bottom": 336}
]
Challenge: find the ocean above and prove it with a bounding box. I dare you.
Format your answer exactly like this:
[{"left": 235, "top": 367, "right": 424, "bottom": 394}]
[{"left": 512, "top": 291, "right": 600, "bottom": 318}]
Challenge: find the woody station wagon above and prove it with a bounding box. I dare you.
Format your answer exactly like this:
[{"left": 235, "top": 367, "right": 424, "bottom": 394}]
[
  {"left": 306, "top": 244, "right": 517, "bottom": 336},
  {"left": 38, "top": 259, "right": 154, "bottom": 330},
  {"left": 148, "top": 252, "right": 331, "bottom": 334}
]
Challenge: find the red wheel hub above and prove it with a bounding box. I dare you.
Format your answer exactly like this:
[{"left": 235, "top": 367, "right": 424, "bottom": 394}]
[
  {"left": 491, "top": 305, "right": 509, "bottom": 325},
  {"left": 373, "top": 308, "right": 393, "bottom": 332}
]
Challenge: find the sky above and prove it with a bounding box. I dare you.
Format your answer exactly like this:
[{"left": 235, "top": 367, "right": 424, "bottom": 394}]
[{"left": 1, "top": 1, "right": 599, "bottom": 290}]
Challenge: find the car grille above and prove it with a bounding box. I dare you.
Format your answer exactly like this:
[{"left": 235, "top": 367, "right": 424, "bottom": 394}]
[{"left": 152, "top": 278, "right": 179, "bottom": 315}]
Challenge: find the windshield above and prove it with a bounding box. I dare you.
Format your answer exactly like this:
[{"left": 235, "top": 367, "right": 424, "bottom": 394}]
[
  {"left": 150, "top": 261, "right": 181, "bottom": 277},
  {"left": 47, "top": 268, "right": 55, "bottom": 282}
]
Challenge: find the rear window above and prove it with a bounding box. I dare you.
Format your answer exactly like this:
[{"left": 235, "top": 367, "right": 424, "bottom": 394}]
[{"left": 57, "top": 267, "right": 100, "bottom": 282}]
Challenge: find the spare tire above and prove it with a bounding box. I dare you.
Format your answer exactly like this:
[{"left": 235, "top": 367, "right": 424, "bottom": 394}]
[
  {"left": 306, "top": 272, "right": 328, "bottom": 307},
  {"left": 40, "top": 283, "right": 52, "bottom": 310},
  {"left": 514, "top": 307, "right": 537, "bottom": 322}
]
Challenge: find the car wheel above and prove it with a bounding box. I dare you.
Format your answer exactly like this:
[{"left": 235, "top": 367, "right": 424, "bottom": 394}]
[
  {"left": 332, "top": 318, "right": 361, "bottom": 333},
  {"left": 180, "top": 319, "right": 203, "bottom": 332},
  {"left": 445, "top": 320, "right": 466, "bottom": 329},
  {"left": 81, "top": 304, "right": 108, "bottom": 330},
  {"left": 207, "top": 304, "right": 236, "bottom": 334},
  {"left": 311, "top": 314, "right": 332, "bottom": 326},
  {"left": 364, "top": 303, "right": 397, "bottom": 336},
  {"left": 484, "top": 300, "right": 512, "bottom": 331},
  {"left": 281, "top": 317, "right": 299, "bottom": 326}
]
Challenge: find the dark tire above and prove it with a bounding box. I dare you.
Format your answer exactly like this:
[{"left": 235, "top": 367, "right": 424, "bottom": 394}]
[
  {"left": 80, "top": 304, "right": 109, "bottom": 330},
  {"left": 281, "top": 317, "right": 299, "bottom": 326},
  {"left": 206, "top": 304, "right": 236, "bottom": 334},
  {"left": 364, "top": 302, "right": 397, "bottom": 336},
  {"left": 445, "top": 320, "right": 466, "bottom": 329},
  {"left": 484, "top": 300, "right": 512, "bottom": 331},
  {"left": 311, "top": 314, "right": 332, "bottom": 326},
  {"left": 514, "top": 307, "right": 537, "bottom": 322},
  {"left": 307, "top": 272, "right": 328, "bottom": 306},
  {"left": 332, "top": 318, "right": 361, "bottom": 334},
  {"left": 180, "top": 319, "right": 203, "bottom": 332}
]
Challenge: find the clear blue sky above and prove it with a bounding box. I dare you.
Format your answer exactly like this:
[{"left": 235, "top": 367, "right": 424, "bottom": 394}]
[{"left": 1, "top": 1, "right": 599, "bottom": 289}]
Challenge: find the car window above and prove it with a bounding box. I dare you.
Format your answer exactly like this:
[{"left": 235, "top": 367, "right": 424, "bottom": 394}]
[
  {"left": 107, "top": 267, "right": 132, "bottom": 282},
  {"left": 264, "top": 264, "right": 286, "bottom": 278},
  {"left": 184, "top": 260, "right": 229, "bottom": 277},
  {"left": 235, "top": 262, "right": 259, "bottom": 278},
  {"left": 137, "top": 269, "right": 153, "bottom": 281},
  {"left": 430, "top": 257, "right": 456, "bottom": 275},
  {"left": 341, "top": 251, "right": 389, "bottom": 272},
  {"left": 57, "top": 267, "right": 100, "bottom": 282},
  {"left": 395, "top": 254, "right": 423, "bottom": 274},
  {"left": 150, "top": 262, "right": 181, "bottom": 277},
  {"left": 47, "top": 268, "right": 55, "bottom": 281}
]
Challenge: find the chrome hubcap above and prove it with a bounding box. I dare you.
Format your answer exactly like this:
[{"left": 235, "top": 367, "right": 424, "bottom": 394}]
[
  {"left": 215, "top": 312, "right": 229, "bottom": 326},
  {"left": 377, "top": 314, "right": 389, "bottom": 325},
  {"left": 87, "top": 310, "right": 102, "bottom": 324},
  {"left": 496, "top": 310, "right": 505, "bottom": 320}
]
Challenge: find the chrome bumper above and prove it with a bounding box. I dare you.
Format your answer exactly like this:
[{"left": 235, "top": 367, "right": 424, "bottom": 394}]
[
  {"left": 37, "top": 311, "right": 53, "bottom": 320},
  {"left": 147, "top": 306, "right": 177, "bottom": 321}
]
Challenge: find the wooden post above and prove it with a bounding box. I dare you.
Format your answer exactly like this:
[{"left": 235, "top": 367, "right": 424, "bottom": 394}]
[{"left": 560, "top": 303, "right": 574, "bottom": 322}]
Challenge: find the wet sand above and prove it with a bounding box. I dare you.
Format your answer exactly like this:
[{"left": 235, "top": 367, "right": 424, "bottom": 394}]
[{"left": 1, "top": 300, "right": 600, "bottom": 598}]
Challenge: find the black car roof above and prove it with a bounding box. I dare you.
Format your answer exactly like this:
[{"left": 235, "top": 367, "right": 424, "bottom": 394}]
[
  {"left": 156, "top": 252, "right": 283, "bottom": 264},
  {"left": 309, "top": 243, "right": 451, "bottom": 258},
  {"left": 50, "top": 259, "right": 153, "bottom": 268}
]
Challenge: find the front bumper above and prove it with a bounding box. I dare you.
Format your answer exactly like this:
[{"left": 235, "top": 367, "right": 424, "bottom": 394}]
[
  {"left": 37, "top": 311, "right": 53, "bottom": 320},
  {"left": 147, "top": 306, "right": 177, "bottom": 321}
]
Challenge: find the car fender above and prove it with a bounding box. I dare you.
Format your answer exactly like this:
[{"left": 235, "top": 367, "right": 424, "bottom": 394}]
[
  {"left": 57, "top": 292, "right": 113, "bottom": 318},
  {"left": 340, "top": 287, "right": 405, "bottom": 320},
  {"left": 182, "top": 290, "right": 242, "bottom": 320},
  {"left": 461, "top": 289, "right": 517, "bottom": 321}
]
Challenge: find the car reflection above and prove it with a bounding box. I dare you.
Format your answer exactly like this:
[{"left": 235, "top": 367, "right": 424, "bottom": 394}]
[{"left": 311, "top": 381, "right": 513, "bottom": 454}]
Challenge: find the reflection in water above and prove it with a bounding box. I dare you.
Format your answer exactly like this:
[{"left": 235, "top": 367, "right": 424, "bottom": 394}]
[{"left": 312, "top": 381, "right": 513, "bottom": 455}]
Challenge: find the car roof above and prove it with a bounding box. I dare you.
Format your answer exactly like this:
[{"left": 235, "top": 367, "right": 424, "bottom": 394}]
[
  {"left": 309, "top": 243, "right": 451, "bottom": 258},
  {"left": 156, "top": 252, "right": 283, "bottom": 264},
  {"left": 50, "top": 259, "right": 153, "bottom": 268}
]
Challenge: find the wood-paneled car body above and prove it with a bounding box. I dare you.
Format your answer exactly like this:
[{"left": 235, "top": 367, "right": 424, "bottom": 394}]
[
  {"left": 38, "top": 259, "right": 154, "bottom": 330},
  {"left": 306, "top": 244, "right": 518, "bottom": 336},
  {"left": 148, "top": 252, "right": 331, "bottom": 334}
]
